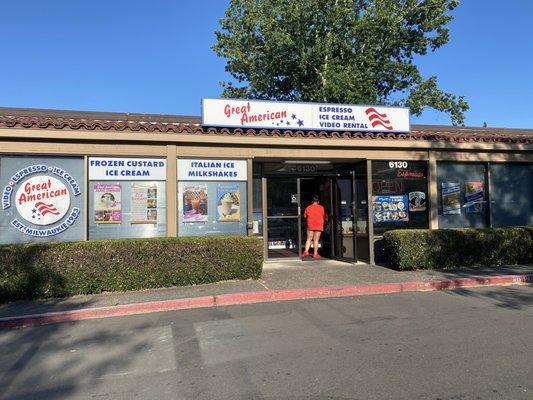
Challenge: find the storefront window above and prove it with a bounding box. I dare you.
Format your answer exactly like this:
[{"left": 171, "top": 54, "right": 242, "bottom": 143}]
[
  {"left": 490, "top": 163, "right": 533, "bottom": 227},
  {"left": 178, "top": 181, "right": 247, "bottom": 236},
  {"left": 437, "top": 162, "right": 488, "bottom": 228},
  {"left": 177, "top": 159, "right": 248, "bottom": 236},
  {"left": 0, "top": 156, "right": 85, "bottom": 244},
  {"left": 372, "top": 160, "right": 429, "bottom": 235},
  {"left": 88, "top": 157, "right": 167, "bottom": 239}
]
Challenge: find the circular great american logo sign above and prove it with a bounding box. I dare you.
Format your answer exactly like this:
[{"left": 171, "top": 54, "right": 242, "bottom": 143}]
[
  {"left": 15, "top": 176, "right": 71, "bottom": 225},
  {"left": 1, "top": 164, "right": 82, "bottom": 238}
]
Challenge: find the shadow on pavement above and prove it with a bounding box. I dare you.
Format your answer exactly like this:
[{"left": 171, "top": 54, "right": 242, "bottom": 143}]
[
  {"left": 442, "top": 283, "right": 533, "bottom": 310},
  {"left": 435, "top": 264, "right": 533, "bottom": 310},
  {"left": 0, "top": 317, "right": 152, "bottom": 399},
  {"left": 0, "top": 296, "right": 97, "bottom": 319},
  {"left": 374, "top": 263, "right": 533, "bottom": 310}
]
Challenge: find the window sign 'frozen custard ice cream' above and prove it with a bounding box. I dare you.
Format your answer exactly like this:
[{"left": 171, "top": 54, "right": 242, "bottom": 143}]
[{"left": 1, "top": 165, "right": 81, "bottom": 237}]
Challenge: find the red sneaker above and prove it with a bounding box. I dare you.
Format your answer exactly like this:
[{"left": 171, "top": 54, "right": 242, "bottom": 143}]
[
  {"left": 313, "top": 253, "right": 321, "bottom": 260},
  {"left": 301, "top": 251, "right": 310, "bottom": 259}
]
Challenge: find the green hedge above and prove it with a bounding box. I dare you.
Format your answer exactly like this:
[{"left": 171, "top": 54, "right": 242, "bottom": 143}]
[
  {"left": 0, "top": 236, "right": 263, "bottom": 303},
  {"left": 383, "top": 226, "right": 533, "bottom": 270}
]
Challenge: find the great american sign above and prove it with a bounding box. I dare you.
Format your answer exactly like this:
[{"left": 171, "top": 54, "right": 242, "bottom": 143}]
[
  {"left": 1, "top": 164, "right": 81, "bottom": 237},
  {"left": 202, "top": 98, "right": 410, "bottom": 133}
]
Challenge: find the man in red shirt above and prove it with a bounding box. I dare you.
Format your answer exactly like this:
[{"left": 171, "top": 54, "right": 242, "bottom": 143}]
[{"left": 302, "top": 195, "right": 327, "bottom": 259}]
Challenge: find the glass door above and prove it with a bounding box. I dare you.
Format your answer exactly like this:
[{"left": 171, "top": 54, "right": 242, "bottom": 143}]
[
  {"left": 266, "top": 177, "right": 300, "bottom": 259},
  {"left": 354, "top": 162, "right": 370, "bottom": 262},
  {"left": 332, "top": 174, "right": 356, "bottom": 261}
]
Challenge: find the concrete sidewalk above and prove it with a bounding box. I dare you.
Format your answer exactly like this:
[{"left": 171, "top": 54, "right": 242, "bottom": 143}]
[{"left": 1, "top": 260, "right": 531, "bottom": 324}]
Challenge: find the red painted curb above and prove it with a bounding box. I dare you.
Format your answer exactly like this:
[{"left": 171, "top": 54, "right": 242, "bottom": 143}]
[
  {"left": 215, "top": 283, "right": 405, "bottom": 307},
  {"left": 0, "top": 274, "right": 531, "bottom": 329},
  {"left": 0, "top": 295, "right": 214, "bottom": 329},
  {"left": 400, "top": 275, "right": 532, "bottom": 292}
]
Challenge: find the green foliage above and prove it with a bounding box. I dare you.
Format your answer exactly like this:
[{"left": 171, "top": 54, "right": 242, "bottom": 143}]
[
  {"left": 0, "top": 236, "right": 263, "bottom": 303},
  {"left": 213, "top": 0, "right": 468, "bottom": 125},
  {"left": 383, "top": 227, "right": 533, "bottom": 270}
]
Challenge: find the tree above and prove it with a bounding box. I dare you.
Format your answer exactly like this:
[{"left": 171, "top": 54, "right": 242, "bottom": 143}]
[{"left": 213, "top": 0, "right": 469, "bottom": 125}]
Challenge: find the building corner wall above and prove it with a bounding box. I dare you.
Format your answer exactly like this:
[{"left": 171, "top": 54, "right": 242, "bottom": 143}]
[
  {"left": 166, "top": 145, "right": 178, "bottom": 236},
  {"left": 429, "top": 151, "right": 438, "bottom": 229}
]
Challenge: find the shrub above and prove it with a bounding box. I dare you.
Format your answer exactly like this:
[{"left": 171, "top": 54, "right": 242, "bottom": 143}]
[
  {"left": 0, "top": 236, "right": 263, "bottom": 303},
  {"left": 383, "top": 226, "right": 533, "bottom": 270}
]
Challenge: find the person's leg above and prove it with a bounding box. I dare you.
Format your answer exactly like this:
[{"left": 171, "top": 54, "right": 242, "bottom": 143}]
[
  {"left": 312, "top": 231, "right": 322, "bottom": 256},
  {"left": 303, "top": 230, "right": 313, "bottom": 256}
]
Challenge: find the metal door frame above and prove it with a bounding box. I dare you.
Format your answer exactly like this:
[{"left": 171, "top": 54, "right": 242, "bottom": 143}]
[
  {"left": 264, "top": 176, "right": 301, "bottom": 261},
  {"left": 263, "top": 166, "right": 368, "bottom": 262}
]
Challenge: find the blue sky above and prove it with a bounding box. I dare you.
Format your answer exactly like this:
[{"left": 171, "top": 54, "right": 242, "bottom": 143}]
[{"left": 0, "top": 1, "right": 531, "bottom": 129}]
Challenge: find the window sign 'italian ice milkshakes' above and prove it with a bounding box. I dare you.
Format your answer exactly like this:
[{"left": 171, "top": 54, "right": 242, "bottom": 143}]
[
  {"left": 177, "top": 159, "right": 247, "bottom": 181},
  {"left": 202, "top": 98, "right": 410, "bottom": 133},
  {"left": 1, "top": 164, "right": 81, "bottom": 237}
]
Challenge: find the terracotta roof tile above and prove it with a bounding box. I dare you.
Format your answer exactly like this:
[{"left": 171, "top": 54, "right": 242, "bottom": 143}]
[{"left": 0, "top": 107, "right": 532, "bottom": 144}]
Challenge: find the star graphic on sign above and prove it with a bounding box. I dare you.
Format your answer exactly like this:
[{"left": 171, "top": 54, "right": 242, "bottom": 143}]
[
  {"left": 31, "top": 208, "right": 41, "bottom": 220},
  {"left": 291, "top": 114, "right": 297, "bottom": 120},
  {"left": 286, "top": 121, "right": 291, "bottom": 126},
  {"left": 297, "top": 119, "right": 304, "bottom": 127}
]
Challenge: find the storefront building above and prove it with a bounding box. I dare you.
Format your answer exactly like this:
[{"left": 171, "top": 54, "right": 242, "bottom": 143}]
[{"left": 0, "top": 101, "right": 532, "bottom": 264}]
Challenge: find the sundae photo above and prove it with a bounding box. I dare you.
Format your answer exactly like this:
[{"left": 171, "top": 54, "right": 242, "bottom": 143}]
[{"left": 183, "top": 185, "right": 208, "bottom": 222}]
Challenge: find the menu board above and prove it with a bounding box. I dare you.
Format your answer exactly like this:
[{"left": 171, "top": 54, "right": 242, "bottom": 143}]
[
  {"left": 372, "top": 195, "right": 409, "bottom": 223},
  {"left": 131, "top": 183, "right": 158, "bottom": 224},
  {"left": 94, "top": 183, "right": 122, "bottom": 223},
  {"left": 182, "top": 185, "right": 208, "bottom": 222},
  {"left": 442, "top": 182, "right": 461, "bottom": 215}
]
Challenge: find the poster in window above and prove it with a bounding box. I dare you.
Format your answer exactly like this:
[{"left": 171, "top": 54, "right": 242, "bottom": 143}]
[
  {"left": 94, "top": 183, "right": 122, "bottom": 223},
  {"left": 464, "top": 181, "right": 484, "bottom": 214},
  {"left": 183, "top": 185, "right": 208, "bottom": 222},
  {"left": 442, "top": 182, "right": 461, "bottom": 215},
  {"left": 409, "top": 191, "right": 426, "bottom": 212},
  {"left": 372, "top": 195, "right": 409, "bottom": 223},
  {"left": 131, "top": 183, "right": 158, "bottom": 224},
  {"left": 217, "top": 184, "right": 240, "bottom": 222}
]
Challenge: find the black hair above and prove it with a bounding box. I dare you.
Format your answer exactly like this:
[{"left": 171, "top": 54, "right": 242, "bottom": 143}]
[{"left": 312, "top": 195, "right": 319, "bottom": 203}]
